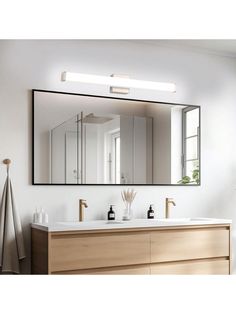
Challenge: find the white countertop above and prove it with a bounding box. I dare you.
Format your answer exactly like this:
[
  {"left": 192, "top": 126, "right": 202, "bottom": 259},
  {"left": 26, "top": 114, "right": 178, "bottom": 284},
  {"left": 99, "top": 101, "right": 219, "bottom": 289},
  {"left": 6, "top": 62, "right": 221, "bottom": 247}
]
[{"left": 31, "top": 218, "right": 232, "bottom": 232}]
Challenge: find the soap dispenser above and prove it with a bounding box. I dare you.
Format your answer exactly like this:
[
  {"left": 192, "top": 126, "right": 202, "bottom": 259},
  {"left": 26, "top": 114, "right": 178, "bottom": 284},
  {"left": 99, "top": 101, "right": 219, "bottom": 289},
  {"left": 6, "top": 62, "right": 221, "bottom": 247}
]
[
  {"left": 108, "top": 205, "right": 115, "bottom": 221},
  {"left": 147, "top": 204, "right": 155, "bottom": 219}
]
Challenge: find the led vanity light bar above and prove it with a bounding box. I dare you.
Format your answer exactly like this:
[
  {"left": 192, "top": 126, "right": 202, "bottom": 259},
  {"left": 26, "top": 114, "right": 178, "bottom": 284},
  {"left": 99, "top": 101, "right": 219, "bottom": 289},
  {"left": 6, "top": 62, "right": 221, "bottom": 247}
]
[{"left": 61, "top": 71, "right": 176, "bottom": 93}]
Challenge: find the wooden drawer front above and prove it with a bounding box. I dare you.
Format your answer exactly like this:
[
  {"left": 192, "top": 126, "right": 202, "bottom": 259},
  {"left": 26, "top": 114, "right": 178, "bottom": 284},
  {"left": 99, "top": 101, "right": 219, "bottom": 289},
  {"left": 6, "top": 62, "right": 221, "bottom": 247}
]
[
  {"left": 151, "top": 228, "right": 229, "bottom": 263},
  {"left": 150, "top": 259, "right": 229, "bottom": 275},
  {"left": 83, "top": 265, "right": 150, "bottom": 275},
  {"left": 54, "top": 265, "right": 150, "bottom": 275},
  {"left": 50, "top": 233, "right": 150, "bottom": 272}
]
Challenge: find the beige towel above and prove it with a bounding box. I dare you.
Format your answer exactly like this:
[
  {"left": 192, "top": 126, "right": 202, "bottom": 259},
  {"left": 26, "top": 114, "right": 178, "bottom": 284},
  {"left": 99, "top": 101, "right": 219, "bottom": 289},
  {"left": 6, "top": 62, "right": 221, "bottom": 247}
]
[{"left": 0, "top": 175, "right": 26, "bottom": 274}]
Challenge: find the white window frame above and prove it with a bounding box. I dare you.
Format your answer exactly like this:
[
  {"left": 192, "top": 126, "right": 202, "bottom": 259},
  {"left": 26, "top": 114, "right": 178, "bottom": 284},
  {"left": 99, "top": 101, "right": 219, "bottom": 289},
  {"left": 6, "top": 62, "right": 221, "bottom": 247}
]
[{"left": 182, "top": 107, "right": 200, "bottom": 178}]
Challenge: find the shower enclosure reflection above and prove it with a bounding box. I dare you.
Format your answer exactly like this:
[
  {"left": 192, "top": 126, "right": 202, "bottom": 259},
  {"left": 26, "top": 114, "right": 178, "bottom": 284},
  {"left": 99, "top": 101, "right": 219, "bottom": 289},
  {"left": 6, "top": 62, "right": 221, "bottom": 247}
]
[
  {"left": 33, "top": 90, "right": 200, "bottom": 185},
  {"left": 51, "top": 112, "right": 153, "bottom": 184}
]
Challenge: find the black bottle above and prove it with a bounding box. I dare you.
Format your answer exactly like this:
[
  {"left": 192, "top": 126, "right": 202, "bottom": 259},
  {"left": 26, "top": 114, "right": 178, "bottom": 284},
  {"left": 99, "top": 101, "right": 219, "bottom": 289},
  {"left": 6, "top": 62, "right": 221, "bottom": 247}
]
[
  {"left": 147, "top": 204, "right": 155, "bottom": 219},
  {"left": 108, "top": 205, "right": 115, "bottom": 220}
]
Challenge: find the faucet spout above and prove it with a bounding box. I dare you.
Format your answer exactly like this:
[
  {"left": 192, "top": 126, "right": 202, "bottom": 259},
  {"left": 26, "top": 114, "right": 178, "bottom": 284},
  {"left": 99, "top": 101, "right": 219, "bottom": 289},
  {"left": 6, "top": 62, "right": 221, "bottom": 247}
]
[
  {"left": 79, "top": 199, "right": 88, "bottom": 221},
  {"left": 165, "top": 198, "right": 176, "bottom": 219}
]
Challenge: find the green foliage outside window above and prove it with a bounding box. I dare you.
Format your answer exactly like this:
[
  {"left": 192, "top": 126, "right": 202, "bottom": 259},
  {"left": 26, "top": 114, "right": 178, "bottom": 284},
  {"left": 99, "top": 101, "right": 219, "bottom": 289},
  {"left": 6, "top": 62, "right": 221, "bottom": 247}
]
[{"left": 178, "top": 167, "right": 199, "bottom": 184}]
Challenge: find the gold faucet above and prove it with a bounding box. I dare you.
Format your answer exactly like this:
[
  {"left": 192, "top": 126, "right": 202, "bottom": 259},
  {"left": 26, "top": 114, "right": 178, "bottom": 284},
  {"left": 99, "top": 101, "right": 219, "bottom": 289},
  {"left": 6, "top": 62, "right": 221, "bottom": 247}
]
[
  {"left": 79, "top": 199, "right": 88, "bottom": 222},
  {"left": 165, "top": 198, "right": 176, "bottom": 218}
]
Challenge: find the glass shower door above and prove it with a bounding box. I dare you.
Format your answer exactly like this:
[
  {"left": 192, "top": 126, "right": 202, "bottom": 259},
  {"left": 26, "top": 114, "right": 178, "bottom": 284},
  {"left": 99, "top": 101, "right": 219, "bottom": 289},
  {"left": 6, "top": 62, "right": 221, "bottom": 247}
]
[{"left": 51, "top": 114, "right": 82, "bottom": 184}]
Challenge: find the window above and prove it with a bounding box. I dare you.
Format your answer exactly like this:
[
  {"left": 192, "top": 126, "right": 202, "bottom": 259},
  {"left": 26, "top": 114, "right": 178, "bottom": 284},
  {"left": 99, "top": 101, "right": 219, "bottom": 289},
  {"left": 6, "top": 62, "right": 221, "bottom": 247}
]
[{"left": 182, "top": 107, "right": 200, "bottom": 183}]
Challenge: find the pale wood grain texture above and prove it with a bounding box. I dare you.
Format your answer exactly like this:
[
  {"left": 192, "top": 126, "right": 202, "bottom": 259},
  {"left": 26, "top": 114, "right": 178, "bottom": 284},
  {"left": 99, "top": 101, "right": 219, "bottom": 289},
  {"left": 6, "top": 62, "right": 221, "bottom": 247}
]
[
  {"left": 53, "top": 264, "right": 150, "bottom": 275},
  {"left": 50, "top": 232, "right": 150, "bottom": 272},
  {"left": 151, "top": 227, "right": 229, "bottom": 263},
  {"left": 31, "top": 224, "right": 231, "bottom": 275},
  {"left": 150, "top": 258, "right": 229, "bottom": 275}
]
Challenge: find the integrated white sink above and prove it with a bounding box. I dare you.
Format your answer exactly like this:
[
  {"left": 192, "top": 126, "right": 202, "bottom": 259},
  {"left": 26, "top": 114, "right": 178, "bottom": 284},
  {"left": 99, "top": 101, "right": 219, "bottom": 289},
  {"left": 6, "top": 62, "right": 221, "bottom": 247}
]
[
  {"left": 32, "top": 217, "right": 232, "bottom": 232},
  {"left": 156, "top": 218, "right": 212, "bottom": 223},
  {"left": 56, "top": 220, "right": 126, "bottom": 226},
  {"left": 56, "top": 218, "right": 211, "bottom": 226},
  {"left": 106, "top": 221, "right": 125, "bottom": 224},
  {"left": 56, "top": 221, "right": 105, "bottom": 226}
]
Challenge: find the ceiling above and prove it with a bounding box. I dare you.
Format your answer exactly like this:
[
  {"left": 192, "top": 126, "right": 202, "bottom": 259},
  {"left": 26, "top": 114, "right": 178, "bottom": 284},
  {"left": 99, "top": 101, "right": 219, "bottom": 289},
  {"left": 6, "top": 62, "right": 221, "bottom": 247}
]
[{"left": 142, "top": 40, "right": 236, "bottom": 58}]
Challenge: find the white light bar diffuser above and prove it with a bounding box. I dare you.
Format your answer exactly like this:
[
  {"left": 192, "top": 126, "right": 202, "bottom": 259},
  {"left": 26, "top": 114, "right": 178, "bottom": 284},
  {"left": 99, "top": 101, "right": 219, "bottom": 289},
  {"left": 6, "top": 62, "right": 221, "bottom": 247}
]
[{"left": 61, "top": 71, "right": 176, "bottom": 93}]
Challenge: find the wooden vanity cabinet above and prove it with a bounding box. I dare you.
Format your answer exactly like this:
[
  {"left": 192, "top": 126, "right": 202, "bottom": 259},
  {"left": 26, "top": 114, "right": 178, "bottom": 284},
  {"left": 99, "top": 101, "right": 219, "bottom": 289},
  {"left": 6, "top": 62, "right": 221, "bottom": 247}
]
[{"left": 31, "top": 224, "right": 231, "bottom": 275}]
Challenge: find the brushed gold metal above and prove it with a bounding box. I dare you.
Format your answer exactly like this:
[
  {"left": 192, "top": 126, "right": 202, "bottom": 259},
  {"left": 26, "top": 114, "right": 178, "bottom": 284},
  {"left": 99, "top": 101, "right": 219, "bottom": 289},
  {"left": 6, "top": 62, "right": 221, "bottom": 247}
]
[
  {"left": 79, "top": 199, "right": 88, "bottom": 222},
  {"left": 165, "top": 198, "right": 176, "bottom": 218}
]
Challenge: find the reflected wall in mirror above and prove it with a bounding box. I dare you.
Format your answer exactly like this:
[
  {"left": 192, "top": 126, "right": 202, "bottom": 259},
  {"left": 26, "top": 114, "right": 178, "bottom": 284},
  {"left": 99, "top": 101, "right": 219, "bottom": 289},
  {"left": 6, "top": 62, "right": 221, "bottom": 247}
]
[{"left": 33, "top": 90, "right": 200, "bottom": 185}]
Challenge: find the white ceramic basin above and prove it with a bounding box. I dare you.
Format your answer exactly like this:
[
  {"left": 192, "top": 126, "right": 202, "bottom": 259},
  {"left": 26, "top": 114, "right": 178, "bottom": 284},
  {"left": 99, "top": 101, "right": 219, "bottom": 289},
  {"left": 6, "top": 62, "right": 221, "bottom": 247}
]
[
  {"left": 56, "top": 220, "right": 126, "bottom": 226},
  {"left": 54, "top": 217, "right": 223, "bottom": 228},
  {"left": 156, "top": 218, "right": 212, "bottom": 223}
]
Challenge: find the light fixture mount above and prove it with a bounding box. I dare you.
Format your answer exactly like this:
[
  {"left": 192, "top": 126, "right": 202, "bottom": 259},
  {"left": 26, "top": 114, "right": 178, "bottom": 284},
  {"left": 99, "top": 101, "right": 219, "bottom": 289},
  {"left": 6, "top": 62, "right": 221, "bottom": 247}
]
[{"left": 110, "top": 74, "right": 130, "bottom": 94}]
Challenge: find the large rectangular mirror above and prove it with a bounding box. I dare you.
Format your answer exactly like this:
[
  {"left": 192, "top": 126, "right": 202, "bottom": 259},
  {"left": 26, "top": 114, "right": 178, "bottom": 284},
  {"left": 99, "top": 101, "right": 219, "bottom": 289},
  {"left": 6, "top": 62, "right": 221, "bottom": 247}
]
[{"left": 33, "top": 90, "right": 200, "bottom": 185}]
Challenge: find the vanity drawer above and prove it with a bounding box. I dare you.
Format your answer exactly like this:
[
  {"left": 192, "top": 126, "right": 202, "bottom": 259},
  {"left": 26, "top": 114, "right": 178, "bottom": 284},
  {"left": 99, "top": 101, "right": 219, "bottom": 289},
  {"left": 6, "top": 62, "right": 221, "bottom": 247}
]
[
  {"left": 84, "top": 265, "right": 150, "bottom": 275},
  {"left": 150, "top": 258, "right": 229, "bottom": 275},
  {"left": 151, "top": 227, "right": 229, "bottom": 263},
  {"left": 54, "top": 264, "right": 150, "bottom": 275},
  {"left": 50, "top": 232, "right": 150, "bottom": 272}
]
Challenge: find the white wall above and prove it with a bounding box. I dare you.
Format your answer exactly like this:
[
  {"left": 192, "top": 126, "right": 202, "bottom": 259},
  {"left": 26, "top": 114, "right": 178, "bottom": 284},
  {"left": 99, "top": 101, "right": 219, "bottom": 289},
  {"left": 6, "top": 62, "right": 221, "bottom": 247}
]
[
  {"left": 146, "top": 104, "right": 172, "bottom": 183},
  {"left": 1, "top": 40, "right": 236, "bottom": 273},
  {"left": 133, "top": 116, "right": 152, "bottom": 184}
]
